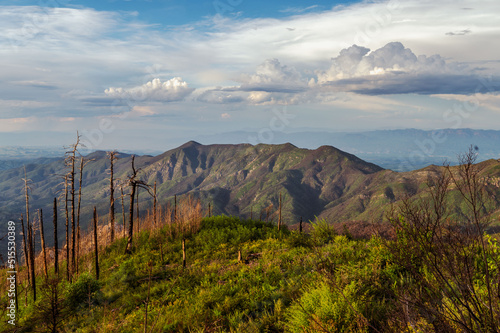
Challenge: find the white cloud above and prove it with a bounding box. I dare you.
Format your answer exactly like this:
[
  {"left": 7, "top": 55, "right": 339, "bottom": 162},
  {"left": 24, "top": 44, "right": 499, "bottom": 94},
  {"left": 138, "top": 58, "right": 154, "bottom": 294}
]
[
  {"left": 315, "top": 42, "right": 499, "bottom": 95},
  {"left": 196, "top": 42, "right": 500, "bottom": 105},
  {"left": 105, "top": 78, "right": 194, "bottom": 103},
  {"left": 1, "top": 0, "right": 500, "bottom": 140},
  {"left": 196, "top": 58, "right": 314, "bottom": 105}
]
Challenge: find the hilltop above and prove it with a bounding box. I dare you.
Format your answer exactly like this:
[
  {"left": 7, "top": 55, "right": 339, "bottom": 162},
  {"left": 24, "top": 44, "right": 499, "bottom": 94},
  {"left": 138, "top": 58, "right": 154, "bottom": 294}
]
[{"left": 1, "top": 141, "right": 500, "bottom": 253}]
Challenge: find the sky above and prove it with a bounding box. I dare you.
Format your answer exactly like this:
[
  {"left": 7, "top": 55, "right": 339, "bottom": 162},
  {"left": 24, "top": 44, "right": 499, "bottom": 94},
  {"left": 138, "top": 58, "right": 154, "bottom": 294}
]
[{"left": 0, "top": 0, "right": 499, "bottom": 152}]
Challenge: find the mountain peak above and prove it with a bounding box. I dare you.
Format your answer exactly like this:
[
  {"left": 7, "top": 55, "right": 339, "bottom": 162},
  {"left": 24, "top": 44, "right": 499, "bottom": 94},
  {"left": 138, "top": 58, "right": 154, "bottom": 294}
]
[{"left": 179, "top": 141, "right": 202, "bottom": 149}]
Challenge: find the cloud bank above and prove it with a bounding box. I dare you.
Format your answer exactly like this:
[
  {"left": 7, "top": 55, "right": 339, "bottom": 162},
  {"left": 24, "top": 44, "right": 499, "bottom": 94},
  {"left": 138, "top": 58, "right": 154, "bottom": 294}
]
[
  {"left": 194, "top": 42, "right": 500, "bottom": 105},
  {"left": 105, "top": 78, "right": 195, "bottom": 103}
]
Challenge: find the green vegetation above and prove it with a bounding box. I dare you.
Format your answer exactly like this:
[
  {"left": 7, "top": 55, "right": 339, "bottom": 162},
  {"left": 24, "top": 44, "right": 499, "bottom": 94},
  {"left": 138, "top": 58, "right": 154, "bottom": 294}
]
[
  {"left": 1, "top": 146, "right": 500, "bottom": 332},
  {"left": 2, "top": 210, "right": 498, "bottom": 332}
]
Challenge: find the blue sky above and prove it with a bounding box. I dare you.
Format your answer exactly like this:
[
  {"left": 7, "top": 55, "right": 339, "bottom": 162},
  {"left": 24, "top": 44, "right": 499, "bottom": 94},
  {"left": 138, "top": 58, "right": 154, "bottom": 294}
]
[{"left": 0, "top": 0, "right": 499, "bottom": 151}]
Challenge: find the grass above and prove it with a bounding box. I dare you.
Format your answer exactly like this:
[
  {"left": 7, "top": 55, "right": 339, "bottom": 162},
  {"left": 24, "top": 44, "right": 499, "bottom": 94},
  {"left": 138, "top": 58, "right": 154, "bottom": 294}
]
[{"left": 1, "top": 207, "right": 498, "bottom": 332}]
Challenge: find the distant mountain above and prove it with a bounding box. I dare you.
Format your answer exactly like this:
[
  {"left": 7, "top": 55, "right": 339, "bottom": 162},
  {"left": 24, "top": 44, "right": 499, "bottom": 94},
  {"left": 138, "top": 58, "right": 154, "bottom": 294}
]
[
  {"left": 0, "top": 146, "right": 66, "bottom": 160},
  {"left": 195, "top": 129, "right": 500, "bottom": 171},
  {"left": 1, "top": 141, "right": 500, "bottom": 256}
]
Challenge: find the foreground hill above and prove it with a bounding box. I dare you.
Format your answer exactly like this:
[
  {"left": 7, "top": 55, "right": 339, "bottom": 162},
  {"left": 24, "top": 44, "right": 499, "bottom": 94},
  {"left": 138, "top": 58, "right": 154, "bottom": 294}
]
[{"left": 1, "top": 141, "right": 500, "bottom": 251}]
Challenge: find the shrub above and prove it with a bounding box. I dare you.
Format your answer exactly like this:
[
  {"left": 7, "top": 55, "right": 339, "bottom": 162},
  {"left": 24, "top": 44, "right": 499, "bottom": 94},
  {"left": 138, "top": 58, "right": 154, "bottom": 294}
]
[
  {"left": 287, "top": 281, "right": 368, "bottom": 333},
  {"left": 311, "top": 219, "right": 337, "bottom": 245},
  {"left": 64, "top": 273, "right": 102, "bottom": 311},
  {"left": 286, "top": 230, "right": 313, "bottom": 248}
]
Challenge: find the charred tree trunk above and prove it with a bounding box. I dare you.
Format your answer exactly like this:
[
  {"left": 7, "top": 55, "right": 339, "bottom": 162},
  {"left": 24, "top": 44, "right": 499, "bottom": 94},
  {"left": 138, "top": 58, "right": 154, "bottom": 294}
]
[
  {"left": 28, "top": 218, "right": 36, "bottom": 302},
  {"left": 136, "top": 187, "right": 140, "bottom": 232},
  {"left": 125, "top": 156, "right": 137, "bottom": 254},
  {"left": 64, "top": 175, "right": 70, "bottom": 281},
  {"left": 108, "top": 152, "right": 117, "bottom": 242},
  {"left": 70, "top": 154, "right": 76, "bottom": 277},
  {"left": 126, "top": 183, "right": 136, "bottom": 254},
  {"left": 39, "top": 209, "right": 48, "bottom": 279},
  {"left": 24, "top": 166, "right": 30, "bottom": 242},
  {"left": 93, "top": 207, "right": 99, "bottom": 280},
  {"left": 121, "top": 186, "right": 126, "bottom": 239},
  {"left": 53, "top": 198, "right": 58, "bottom": 275},
  {"left": 20, "top": 214, "right": 30, "bottom": 286},
  {"left": 65, "top": 133, "right": 79, "bottom": 279},
  {"left": 23, "top": 167, "right": 31, "bottom": 284},
  {"left": 76, "top": 157, "right": 84, "bottom": 275}
]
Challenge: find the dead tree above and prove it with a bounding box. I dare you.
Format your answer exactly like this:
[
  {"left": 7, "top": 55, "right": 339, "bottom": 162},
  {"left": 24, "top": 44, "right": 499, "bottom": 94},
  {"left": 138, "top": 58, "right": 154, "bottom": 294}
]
[
  {"left": 136, "top": 187, "right": 140, "bottom": 232},
  {"left": 23, "top": 166, "right": 31, "bottom": 240},
  {"left": 120, "top": 185, "right": 126, "bottom": 238},
  {"left": 20, "top": 214, "right": 30, "bottom": 286},
  {"left": 64, "top": 133, "right": 80, "bottom": 278},
  {"left": 107, "top": 151, "right": 118, "bottom": 242},
  {"left": 386, "top": 147, "right": 500, "bottom": 331},
  {"left": 64, "top": 174, "right": 70, "bottom": 281},
  {"left": 27, "top": 215, "right": 36, "bottom": 302},
  {"left": 124, "top": 156, "right": 152, "bottom": 254},
  {"left": 22, "top": 166, "right": 36, "bottom": 292},
  {"left": 53, "top": 198, "right": 58, "bottom": 275},
  {"left": 93, "top": 207, "right": 99, "bottom": 280},
  {"left": 125, "top": 156, "right": 138, "bottom": 254},
  {"left": 76, "top": 156, "right": 92, "bottom": 275},
  {"left": 22, "top": 168, "right": 32, "bottom": 284},
  {"left": 39, "top": 209, "right": 48, "bottom": 279}
]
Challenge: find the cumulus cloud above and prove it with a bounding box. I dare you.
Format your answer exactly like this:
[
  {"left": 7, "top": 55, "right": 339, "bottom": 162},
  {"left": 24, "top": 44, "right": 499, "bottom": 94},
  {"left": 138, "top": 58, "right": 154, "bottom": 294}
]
[
  {"left": 197, "top": 42, "right": 500, "bottom": 104},
  {"left": 316, "top": 42, "right": 500, "bottom": 95},
  {"left": 240, "top": 58, "right": 308, "bottom": 93},
  {"left": 196, "top": 59, "right": 311, "bottom": 105},
  {"left": 105, "top": 77, "right": 195, "bottom": 103}
]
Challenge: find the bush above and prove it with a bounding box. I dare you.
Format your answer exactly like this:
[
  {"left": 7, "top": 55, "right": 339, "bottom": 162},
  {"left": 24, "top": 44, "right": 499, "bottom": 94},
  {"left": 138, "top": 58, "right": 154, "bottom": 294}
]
[
  {"left": 311, "top": 219, "right": 337, "bottom": 245},
  {"left": 286, "top": 230, "right": 313, "bottom": 248},
  {"left": 64, "top": 273, "right": 102, "bottom": 311},
  {"left": 287, "top": 281, "right": 368, "bottom": 333}
]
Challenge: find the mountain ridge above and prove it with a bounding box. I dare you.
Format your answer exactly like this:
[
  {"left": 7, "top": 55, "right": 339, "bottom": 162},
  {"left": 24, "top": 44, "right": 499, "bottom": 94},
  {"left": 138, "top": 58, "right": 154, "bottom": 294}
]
[{"left": 1, "top": 141, "right": 499, "bottom": 254}]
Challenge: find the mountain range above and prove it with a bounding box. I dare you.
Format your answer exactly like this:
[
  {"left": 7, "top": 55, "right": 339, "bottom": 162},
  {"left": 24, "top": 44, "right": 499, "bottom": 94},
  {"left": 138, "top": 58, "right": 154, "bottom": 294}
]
[
  {"left": 196, "top": 128, "right": 500, "bottom": 171},
  {"left": 1, "top": 141, "right": 500, "bottom": 254}
]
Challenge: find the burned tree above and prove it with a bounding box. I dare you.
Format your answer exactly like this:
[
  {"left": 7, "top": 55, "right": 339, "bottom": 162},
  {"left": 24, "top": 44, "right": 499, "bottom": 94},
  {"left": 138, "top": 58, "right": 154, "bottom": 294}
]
[
  {"left": 124, "top": 156, "right": 152, "bottom": 254},
  {"left": 22, "top": 168, "right": 32, "bottom": 287},
  {"left": 53, "top": 198, "right": 58, "bottom": 275},
  {"left": 107, "top": 151, "right": 118, "bottom": 243},
  {"left": 27, "top": 214, "right": 36, "bottom": 302},
  {"left": 64, "top": 133, "right": 80, "bottom": 278},
  {"left": 120, "top": 185, "right": 126, "bottom": 239},
  {"left": 93, "top": 207, "right": 99, "bottom": 280},
  {"left": 39, "top": 209, "right": 48, "bottom": 279},
  {"left": 76, "top": 156, "right": 92, "bottom": 275},
  {"left": 64, "top": 174, "right": 70, "bottom": 281},
  {"left": 20, "top": 214, "right": 30, "bottom": 286}
]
